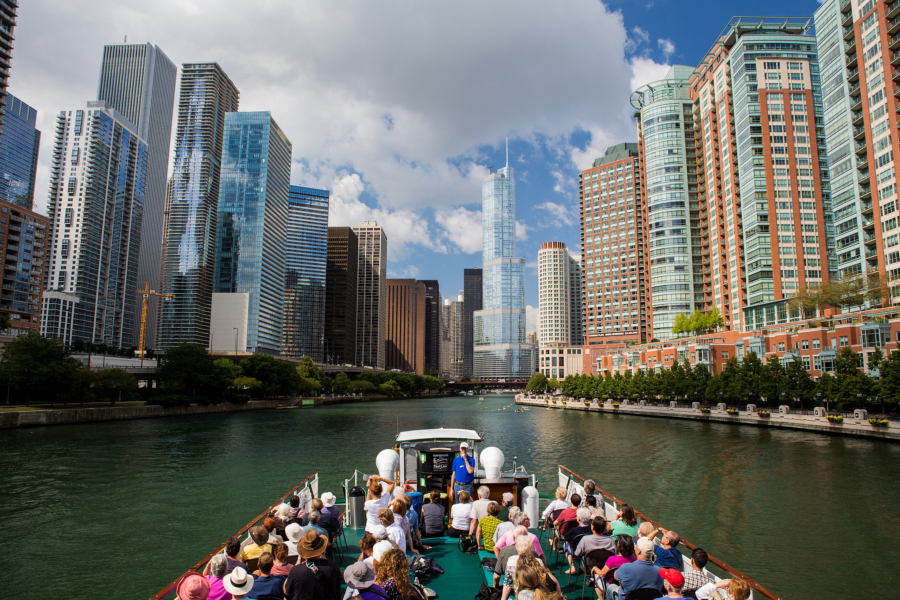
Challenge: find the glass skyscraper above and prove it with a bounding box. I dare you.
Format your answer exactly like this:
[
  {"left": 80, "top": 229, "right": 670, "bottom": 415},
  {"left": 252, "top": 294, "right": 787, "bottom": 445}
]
[
  {"left": 160, "top": 63, "right": 240, "bottom": 349},
  {"left": 282, "top": 185, "right": 329, "bottom": 361},
  {"left": 213, "top": 111, "right": 292, "bottom": 355},
  {"left": 473, "top": 165, "right": 536, "bottom": 380},
  {"left": 0, "top": 94, "right": 39, "bottom": 209}
]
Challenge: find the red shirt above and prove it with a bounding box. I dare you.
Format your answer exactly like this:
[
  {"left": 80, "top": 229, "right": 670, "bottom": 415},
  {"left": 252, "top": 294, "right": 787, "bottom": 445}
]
[{"left": 556, "top": 507, "right": 579, "bottom": 526}]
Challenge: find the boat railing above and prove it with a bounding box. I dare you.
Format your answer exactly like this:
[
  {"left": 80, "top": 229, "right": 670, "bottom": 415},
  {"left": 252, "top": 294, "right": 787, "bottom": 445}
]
[
  {"left": 149, "top": 471, "right": 319, "bottom": 600},
  {"left": 557, "top": 465, "right": 781, "bottom": 600}
]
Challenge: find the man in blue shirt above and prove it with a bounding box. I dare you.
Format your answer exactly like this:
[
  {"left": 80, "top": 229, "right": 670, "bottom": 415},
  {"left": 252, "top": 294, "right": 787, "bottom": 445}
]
[
  {"left": 450, "top": 441, "right": 475, "bottom": 500},
  {"left": 606, "top": 538, "right": 663, "bottom": 600}
]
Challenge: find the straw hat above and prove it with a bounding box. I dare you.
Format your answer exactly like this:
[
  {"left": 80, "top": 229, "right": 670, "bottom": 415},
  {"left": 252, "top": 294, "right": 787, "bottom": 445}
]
[
  {"left": 222, "top": 567, "right": 254, "bottom": 595},
  {"left": 176, "top": 573, "right": 211, "bottom": 600},
  {"left": 321, "top": 492, "right": 337, "bottom": 507},
  {"left": 297, "top": 529, "right": 328, "bottom": 559}
]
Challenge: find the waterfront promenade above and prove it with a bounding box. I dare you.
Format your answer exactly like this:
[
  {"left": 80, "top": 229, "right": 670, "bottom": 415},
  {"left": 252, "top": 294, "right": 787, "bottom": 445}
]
[{"left": 515, "top": 393, "right": 900, "bottom": 441}]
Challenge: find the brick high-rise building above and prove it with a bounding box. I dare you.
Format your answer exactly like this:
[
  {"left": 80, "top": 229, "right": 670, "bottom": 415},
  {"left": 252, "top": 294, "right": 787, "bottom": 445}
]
[
  {"left": 0, "top": 199, "right": 48, "bottom": 341},
  {"left": 385, "top": 279, "right": 426, "bottom": 373},
  {"left": 325, "top": 227, "right": 358, "bottom": 365}
]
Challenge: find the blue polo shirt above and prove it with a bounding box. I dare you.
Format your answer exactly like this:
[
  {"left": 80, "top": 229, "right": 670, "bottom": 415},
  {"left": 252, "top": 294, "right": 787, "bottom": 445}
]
[{"left": 452, "top": 454, "right": 475, "bottom": 484}]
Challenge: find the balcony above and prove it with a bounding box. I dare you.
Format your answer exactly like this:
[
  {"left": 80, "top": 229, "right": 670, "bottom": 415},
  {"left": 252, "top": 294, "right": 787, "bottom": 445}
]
[
  {"left": 858, "top": 169, "right": 870, "bottom": 185},
  {"left": 856, "top": 140, "right": 868, "bottom": 155},
  {"left": 860, "top": 185, "right": 872, "bottom": 200},
  {"left": 842, "top": 10, "right": 854, "bottom": 27},
  {"left": 861, "top": 199, "right": 874, "bottom": 214},
  {"left": 851, "top": 97, "right": 863, "bottom": 112},
  {"left": 853, "top": 111, "right": 865, "bottom": 127},
  {"left": 892, "top": 34, "right": 900, "bottom": 52},
  {"left": 848, "top": 81, "right": 861, "bottom": 97},
  {"left": 846, "top": 39, "right": 857, "bottom": 56},
  {"left": 849, "top": 66, "right": 860, "bottom": 82},
  {"left": 891, "top": 16, "right": 900, "bottom": 35},
  {"left": 854, "top": 125, "right": 867, "bottom": 140},
  {"left": 890, "top": 0, "right": 900, "bottom": 20},
  {"left": 893, "top": 50, "right": 900, "bottom": 66}
]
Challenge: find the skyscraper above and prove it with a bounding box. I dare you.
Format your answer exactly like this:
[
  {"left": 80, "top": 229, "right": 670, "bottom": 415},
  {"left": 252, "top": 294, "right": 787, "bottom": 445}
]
[
  {"left": 579, "top": 143, "right": 647, "bottom": 347},
  {"left": 160, "top": 63, "right": 240, "bottom": 349},
  {"left": 352, "top": 222, "right": 387, "bottom": 369},
  {"left": 450, "top": 292, "right": 465, "bottom": 380},
  {"left": 325, "top": 227, "right": 358, "bottom": 365},
  {"left": 440, "top": 297, "right": 452, "bottom": 378},
  {"left": 816, "top": 0, "right": 898, "bottom": 302},
  {"left": 0, "top": 199, "right": 49, "bottom": 337},
  {"left": 537, "top": 242, "right": 581, "bottom": 346},
  {"left": 0, "top": 94, "right": 40, "bottom": 209},
  {"left": 473, "top": 161, "right": 536, "bottom": 380},
  {"left": 419, "top": 279, "right": 441, "bottom": 375},
  {"left": 210, "top": 112, "right": 291, "bottom": 356},
  {"left": 385, "top": 279, "right": 426, "bottom": 373},
  {"left": 0, "top": 1, "right": 18, "bottom": 138},
  {"left": 568, "top": 253, "right": 585, "bottom": 345},
  {"left": 462, "top": 267, "right": 482, "bottom": 377},
  {"left": 282, "top": 185, "right": 329, "bottom": 361},
  {"left": 97, "top": 43, "right": 177, "bottom": 349},
  {"left": 43, "top": 101, "right": 149, "bottom": 347}
]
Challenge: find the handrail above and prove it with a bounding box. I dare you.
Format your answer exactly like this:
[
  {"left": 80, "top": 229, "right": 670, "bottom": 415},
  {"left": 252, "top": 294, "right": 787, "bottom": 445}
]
[
  {"left": 149, "top": 471, "right": 319, "bottom": 600},
  {"left": 557, "top": 465, "right": 783, "bottom": 600}
]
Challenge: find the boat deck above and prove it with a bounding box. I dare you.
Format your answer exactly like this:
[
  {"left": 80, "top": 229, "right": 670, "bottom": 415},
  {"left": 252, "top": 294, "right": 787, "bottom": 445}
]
[{"left": 336, "top": 526, "right": 593, "bottom": 600}]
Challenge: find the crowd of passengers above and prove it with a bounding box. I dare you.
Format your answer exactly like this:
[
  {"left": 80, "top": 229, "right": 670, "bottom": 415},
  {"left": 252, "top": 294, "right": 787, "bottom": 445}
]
[{"left": 172, "top": 472, "right": 751, "bottom": 600}]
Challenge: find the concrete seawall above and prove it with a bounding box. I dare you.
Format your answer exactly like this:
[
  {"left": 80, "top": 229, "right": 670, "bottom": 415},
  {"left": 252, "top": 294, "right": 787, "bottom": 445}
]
[{"left": 515, "top": 395, "right": 900, "bottom": 442}]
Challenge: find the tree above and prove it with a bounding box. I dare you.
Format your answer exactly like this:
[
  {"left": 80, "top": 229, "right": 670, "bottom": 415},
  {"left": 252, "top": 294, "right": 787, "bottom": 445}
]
[
  {"left": 833, "top": 347, "right": 872, "bottom": 407},
  {"left": 233, "top": 376, "right": 262, "bottom": 393},
  {"left": 738, "top": 351, "right": 764, "bottom": 404},
  {"left": 548, "top": 377, "right": 561, "bottom": 391},
  {"left": 672, "top": 313, "right": 688, "bottom": 337},
  {"left": 348, "top": 380, "right": 377, "bottom": 394},
  {"left": 703, "top": 307, "right": 724, "bottom": 332},
  {"left": 877, "top": 350, "right": 900, "bottom": 412},
  {"left": 816, "top": 372, "right": 836, "bottom": 410},
  {"left": 158, "top": 344, "right": 217, "bottom": 396},
  {"left": 380, "top": 380, "right": 401, "bottom": 396},
  {"left": 239, "top": 354, "right": 301, "bottom": 397},
  {"left": 0, "top": 333, "right": 82, "bottom": 404},
  {"left": 334, "top": 372, "right": 351, "bottom": 392},
  {"left": 95, "top": 368, "right": 138, "bottom": 404},
  {"left": 526, "top": 372, "right": 549, "bottom": 393},
  {"left": 211, "top": 359, "right": 243, "bottom": 392},
  {"left": 759, "top": 354, "right": 785, "bottom": 406},
  {"left": 0, "top": 312, "right": 9, "bottom": 332},
  {"left": 783, "top": 358, "right": 815, "bottom": 408}
]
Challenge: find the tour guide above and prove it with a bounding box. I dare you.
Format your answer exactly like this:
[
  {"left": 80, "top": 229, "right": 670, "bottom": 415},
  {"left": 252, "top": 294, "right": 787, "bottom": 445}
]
[{"left": 450, "top": 441, "right": 475, "bottom": 500}]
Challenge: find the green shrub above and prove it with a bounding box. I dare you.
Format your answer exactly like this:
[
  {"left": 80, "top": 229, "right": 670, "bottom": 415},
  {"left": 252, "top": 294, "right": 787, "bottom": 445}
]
[{"left": 149, "top": 395, "right": 192, "bottom": 408}]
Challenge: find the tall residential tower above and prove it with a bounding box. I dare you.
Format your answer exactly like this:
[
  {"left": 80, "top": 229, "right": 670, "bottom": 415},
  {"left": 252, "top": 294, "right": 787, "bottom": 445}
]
[{"left": 353, "top": 222, "right": 387, "bottom": 369}]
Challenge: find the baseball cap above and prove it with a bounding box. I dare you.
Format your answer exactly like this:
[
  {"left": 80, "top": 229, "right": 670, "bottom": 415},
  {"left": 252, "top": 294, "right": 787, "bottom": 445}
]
[
  {"left": 659, "top": 568, "right": 685, "bottom": 588},
  {"left": 459, "top": 442, "right": 468, "bottom": 449}
]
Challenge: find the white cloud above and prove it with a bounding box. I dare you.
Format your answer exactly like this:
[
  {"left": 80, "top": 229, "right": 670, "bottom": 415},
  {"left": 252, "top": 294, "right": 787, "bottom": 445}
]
[
  {"left": 516, "top": 221, "right": 532, "bottom": 242},
  {"left": 658, "top": 39, "right": 675, "bottom": 61},
  {"left": 434, "top": 206, "right": 483, "bottom": 254},
  {"left": 535, "top": 201, "right": 575, "bottom": 227},
  {"left": 387, "top": 264, "right": 420, "bottom": 278},
  {"left": 629, "top": 57, "right": 672, "bottom": 98},
  {"left": 526, "top": 304, "right": 538, "bottom": 333}
]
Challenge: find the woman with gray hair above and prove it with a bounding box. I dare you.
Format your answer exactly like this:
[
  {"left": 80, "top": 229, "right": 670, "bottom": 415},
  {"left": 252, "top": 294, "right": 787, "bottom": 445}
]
[
  {"left": 204, "top": 554, "right": 230, "bottom": 600},
  {"left": 562, "top": 507, "right": 593, "bottom": 575}
]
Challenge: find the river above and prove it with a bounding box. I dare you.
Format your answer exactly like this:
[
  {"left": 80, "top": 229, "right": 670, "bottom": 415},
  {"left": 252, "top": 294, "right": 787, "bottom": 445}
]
[{"left": 1, "top": 394, "right": 897, "bottom": 599}]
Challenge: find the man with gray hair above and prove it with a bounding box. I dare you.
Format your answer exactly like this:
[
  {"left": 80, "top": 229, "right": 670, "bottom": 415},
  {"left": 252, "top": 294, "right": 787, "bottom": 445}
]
[
  {"left": 468, "top": 485, "right": 492, "bottom": 534},
  {"left": 498, "top": 492, "right": 515, "bottom": 521},
  {"left": 581, "top": 479, "right": 601, "bottom": 506},
  {"left": 649, "top": 527, "right": 684, "bottom": 570},
  {"left": 606, "top": 537, "right": 663, "bottom": 600},
  {"left": 493, "top": 505, "right": 520, "bottom": 548},
  {"left": 301, "top": 510, "right": 328, "bottom": 539}
]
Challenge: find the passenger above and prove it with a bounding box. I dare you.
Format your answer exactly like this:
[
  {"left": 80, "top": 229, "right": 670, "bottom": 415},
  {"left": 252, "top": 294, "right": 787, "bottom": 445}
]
[
  {"left": 475, "top": 501, "right": 503, "bottom": 552},
  {"left": 694, "top": 578, "right": 751, "bottom": 600},
  {"left": 501, "top": 536, "right": 536, "bottom": 600},
  {"left": 271, "top": 543, "right": 293, "bottom": 576},
  {"left": 493, "top": 506, "right": 521, "bottom": 547},
  {"left": 552, "top": 493, "right": 582, "bottom": 552},
  {"left": 222, "top": 567, "right": 254, "bottom": 599},
  {"left": 273, "top": 503, "right": 292, "bottom": 530},
  {"left": 493, "top": 528, "right": 520, "bottom": 587},
  {"left": 366, "top": 540, "right": 393, "bottom": 569},
  {"left": 263, "top": 517, "right": 283, "bottom": 544},
  {"left": 498, "top": 492, "right": 515, "bottom": 522},
  {"left": 448, "top": 489, "right": 473, "bottom": 538},
  {"left": 683, "top": 548, "right": 715, "bottom": 594},
  {"left": 657, "top": 568, "right": 690, "bottom": 600},
  {"left": 631, "top": 522, "right": 656, "bottom": 548},
  {"left": 378, "top": 507, "right": 406, "bottom": 552},
  {"left": 344, "top": 560, "right": 388, "bottom": 600},
  {"left": 357, "top": 533, "right": 377, "bottom": 565},
  {"left": 374, "top": 548, "right": 411, "bottom": 600},
  {"left": 284, "top": 522, "right": 302, "bottom": 557},
  {"left": 305, "top": 499, "right": 340, "bottom": 536},
  {"left": 517, "top": 551, "right": 561, "bottom": 592},
  {"left": 581, "top": 480, "right": 602, "bottom": 505},
  {"left": 364, "top": 475, "right": 396, "bottom": 533},
  {"left": 494, "top": 520, "right": 544, "bottom": 558},
  {"left": 389, "top": 494, "right": 415, "bottom": 552},
  {"left": 400, "top": 493, "right": 431, "bottom": 552},
  {"left": 223, "top": 536, "right": 249, "bottom": 574},
  {"left": 321, "top": 492, "right": 341, "bottom": 520},
  {"left": 449, "top": 442, "right": 476, "bottom": 501},
  {"left": 283, "top": 530, "right": 342, "bottom": 600},
  {"left": 605, "top": 538, "right": 663, "bottom": 600},
  {"left": 368, "top": 524, "right": 399, "bottom": 552},
  {"left": 513, "top": 560, "right": 564, "bottom": 600},
  {"left": 468, "top": 485, "right": 492, "bottom": 534},
  {"left": 585, "top": 494, "right": 604, "bottom": 518},
  {"left": 608, "top": 504, "right": 639, "bottom": 541},
  {"left": 239, "top": 526, "right": 272, "bottom": 562},
  {"left": 302, "top": 510, "right": 330, "bottom": 539},
  {"left": 649, "top": 529, "right": 684, "bottom": 570},
  {"left": 421, "top": 489, "right": 446, "bottom": 538},
  {"left": 540, "top": 487, "right": 572, "bottom": 523},
  {"left": 249, "top": 552, "right": 287, "bottom": 597},
  {"left": 202, "top": 554, "right": 230, "bottom": 600},
  {"left": 590, "top": 535, "right": 637, "bottom": 589},
  {"left": 175, "top": 572, "right": 210, "bottom": 600},
  {"left": 287, "top": 494, "right": 302, "bottom": 519},
  {"left": 563, "top": 508, "right": 595, "bottom": 575}
]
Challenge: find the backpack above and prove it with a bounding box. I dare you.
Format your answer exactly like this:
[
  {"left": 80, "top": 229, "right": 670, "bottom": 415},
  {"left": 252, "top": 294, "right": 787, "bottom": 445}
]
[
  {"left": 475, "top": 582, "right": 501, "bottom": 600},
  {"left": 458, "top": 535, "right": 478, "bottom": 554},
  {"left": 479, "top": 556, "right": 498, "bottom": 572},
  {"left": 409, "top": 554, "right": 443, "bottom": 580}
]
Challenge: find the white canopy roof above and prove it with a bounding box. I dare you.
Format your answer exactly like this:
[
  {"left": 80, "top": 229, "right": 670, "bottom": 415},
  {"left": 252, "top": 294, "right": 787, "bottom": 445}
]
[{"left": 396, "top": 428, "right": 482, "bottom": 443}]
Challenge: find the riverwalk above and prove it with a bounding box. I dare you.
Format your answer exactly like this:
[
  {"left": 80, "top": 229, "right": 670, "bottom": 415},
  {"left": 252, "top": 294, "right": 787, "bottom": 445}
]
[{"left": 515, "top": 394, "right": 900, "bottom": 442}]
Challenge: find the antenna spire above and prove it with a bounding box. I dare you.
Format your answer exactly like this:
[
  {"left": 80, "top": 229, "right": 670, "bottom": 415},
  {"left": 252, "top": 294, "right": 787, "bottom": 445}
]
[{"left": 505, "top": 137, "right": 509, "bottom": 169}]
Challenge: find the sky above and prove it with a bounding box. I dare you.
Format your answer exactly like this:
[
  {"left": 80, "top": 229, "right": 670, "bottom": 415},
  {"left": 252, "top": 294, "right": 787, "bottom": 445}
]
[{"left": 10, "top": 0, "right": 823, "bottom": 332}]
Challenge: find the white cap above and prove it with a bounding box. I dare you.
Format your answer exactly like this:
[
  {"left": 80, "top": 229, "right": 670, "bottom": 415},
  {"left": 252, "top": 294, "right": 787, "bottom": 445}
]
[
  {"left": 373, "top": 540, "right": 394, "bottom": 562},
  {"left": 460, "top": 442, "right": 469, "bottom": 449},
  {"left": 370, "top": 524, "right": 388, "bottom": 539}
]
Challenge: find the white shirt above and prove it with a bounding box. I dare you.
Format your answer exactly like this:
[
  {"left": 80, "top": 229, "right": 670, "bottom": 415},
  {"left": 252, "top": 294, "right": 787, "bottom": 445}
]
[
  {"left": 284, "top": 539, "right": 298, "bottom": 556},
  {"left": 386, "top": 522, "right": 406, "bottom": 552},
  {"left": 364, "top": 495, "right": 390, "bottom": 531},
  {"left": 450, "top": 502, "right": 473, "bottom": 531},
  {"left": 542, "top": 499, "right": 572, "bottom": 519},
  {"left": 470, "top": 498, "right": 491, "bottom": 527},
  {"left": 694, "top": 581, "right": 726, "bottom": 600}
]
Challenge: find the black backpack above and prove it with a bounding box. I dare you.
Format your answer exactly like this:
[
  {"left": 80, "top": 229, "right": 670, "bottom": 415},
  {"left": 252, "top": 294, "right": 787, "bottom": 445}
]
[
  {"left": 479, "top": 556, "right": 498, "bottom": 571},
  {"left": 409, "top": 554, "right": 443, "bottom": 580},
  {"left": 475, "top": 582, "right": 501, "bottom": 600},
  {"left": 458, "top": 535, "right": 478, "bottom": 554}
]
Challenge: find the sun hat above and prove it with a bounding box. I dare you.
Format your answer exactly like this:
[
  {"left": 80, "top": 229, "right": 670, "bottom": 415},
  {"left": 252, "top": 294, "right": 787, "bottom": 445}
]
[
  {"left": 222, "top": 567, "right": 254, "bottom": 595},
  {"left": 370, "top": 524, "right": 388, "bottom": 540},
  {"left": 344, "top": 561, "right": 377, "bottom": 589},
  {"left": 285, "top": 522, "right": 303, "bottom": 543},
  {"left": 659, "top": 568, "right": 685, "bottom": 588},
  {"left": 297, "top": 529, "right": 328, "bottom": 559},
  {"left": 372, "top": 540, "right": 393, "bottom": 562},
  {"left": 176, "top": 573, "right": 210, "bottom": 600},
  {"left": 249, "top": 525, "right": 269, "bottom": 546},
  {"left": 321, "top": 492, "right": 337, "bottom": 507}
]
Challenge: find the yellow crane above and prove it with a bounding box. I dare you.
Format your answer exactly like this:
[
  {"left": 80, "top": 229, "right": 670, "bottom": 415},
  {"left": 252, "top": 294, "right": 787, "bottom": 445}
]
[{"left": 136, "top": 281, "right": 173, "bottom": 358}]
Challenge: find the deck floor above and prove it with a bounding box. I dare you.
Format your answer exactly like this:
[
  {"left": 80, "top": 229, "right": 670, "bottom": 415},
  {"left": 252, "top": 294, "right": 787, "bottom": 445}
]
[{"left": 336, "top": 528, "right": 596, "bottom": 600}]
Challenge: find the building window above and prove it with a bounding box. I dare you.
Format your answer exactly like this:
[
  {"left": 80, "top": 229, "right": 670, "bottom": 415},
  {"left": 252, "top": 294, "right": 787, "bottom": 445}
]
[
  {"left": 840, "top": 336, "right": 848, "bottom": 347},
  {"left": 802, "top": 340, "right": 809, "bottom": 350},
  {"left": 812, "top": 339, "right": 820, "bottom": 349}
]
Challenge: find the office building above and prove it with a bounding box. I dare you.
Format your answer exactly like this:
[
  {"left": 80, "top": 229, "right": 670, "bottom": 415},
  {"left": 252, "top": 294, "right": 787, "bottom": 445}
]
[
  {"left": 325, "top": 227, "right": 358, "bottom": 365},
  {"left": 0, "top": 94, "right": 39, "bottom": 209},
  {"left": 160, "top": 63, "right": 240, "bottom": 349},
  {"left": 0, "top": 1, "right": 17, "bottom": 137},
  {"left": 419, "top": 279, "right": 442, "bottom": 375},
  {"left": 385, "top": 279, "right": 426, "bottom": 373},
  {"left": 440, "top": 297, "right": 452, "bottom": 378},
  {"left": 538, "top": 345, "right": 584, "bottom": 379},
  {"left": 97, "top": 43, "right": 177, "bottom": 349},
  {"left": 569, "top": 254, "right": 584, "bottom": 345},
  {"left": 352, "top": 222, "right": 387, "bottom": 369},
  {"left": 43, "top": 101, "right": 149, "bottom": 347},
  {"left": 473, "top": 162, "right": 536, "bottom": 380},
  {"left": 463, "top": 267, "right": 482, "bottom": 377},
  {"left": 282, "top": 186, "right": 329, "bottom": 361},
  {"left": 0, "top": 199, "right": 48, "bottom": 339},
  {"left": 579, "top": 143, "right": 648, "bottom": 348},
  {"left": 210, "top": 112, "right": 291, "bottom": 355},
  {"left": 537, "top": 242, "right": 575, "bottom": 345},
  {"left": 449, "top": 292, "right": 465, "bottom": 380},
  {"left": 815, "top": 0, "right": 900, "bottom": 302}
]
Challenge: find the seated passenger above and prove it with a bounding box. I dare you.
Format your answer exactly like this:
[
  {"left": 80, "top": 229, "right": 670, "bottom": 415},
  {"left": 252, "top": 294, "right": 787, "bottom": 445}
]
[
  {"left": 357, "top": 532, "right": 377, "bottom": 565},
  {"left": 657, "top": 568, "right": 690, "bottom": 600},
  {"left": 695, "top": 578, "right": 751, "bottom": 600},
  {"left": 202, "top": 554, "right": 230, "bottom": 600},
  {"left": 421, "top": 489, "right": 446, "bottom": 538},
  {"left": 631, "top": 521, "right": 656, "bottom": 548},
  {"left": 379, "top": 507, "right": 406, "bottom": 552},
  {"left": 476, "top": 501, "right": 503, "bottom": 552},
  {"left": 448, "top": 490, "right": 473, "bottom": 538},
  {"left": 283, "top": 530, "right": 342, "bottom": 600},
  {"left": 223, "top": 536, "right": 249, "bottom": 574},
  {"left": 493, "top": 506, "right": 521, "bottom": 548},
  {"left": 263, "top": 517, "right": 283, "bottom": 544},
  {"left": 374, "top": 548, "right": 411, "bottom": 600},
  {"left": 501, "top": 536, "right": 536, "bottom": 600},
  {"left": 239, "top": 526, "right": 272, "bottom": 562},
  {"left": 366, "top": 540, "right": 393, "bottom": 569},
  {"left": 581, "top": 479, "right": 602, "bottom": 506},
  {"left": 495, "top": 520, "right": 543, "bottom": 558},
  {"left": 271, "top": 543, "right": 293, "bottom": 577},
  {"left": 287, "top": 494, "right": 302, "bottom": 519},
  {"left": 541, "top": 487, "right": 572, "bottom": 522},
  {"left": 609, "top": 504, "right": 638, "bottom": 541},
  {"left": 302, "top": 510, "right": 330, "bottom": 539},
  {"left": 399, "top": 493, "right": 431, "bottom": 552},
  {"left": 514, "top": 558, "right": 564, "bottom": 600},
  {"left": 605, "top": 538, "right": 662, "bottom": 600},
  {"left": 590, "top": 535, "right": 637, "bottom": 588},
  {"left": 468, "top": 485, "right": 492, "bottom": 535},
  {"left": 563, "top": 508, "right": 596, "bottom": 575},
  {"left": 683, "top": 548, "right": 715, "bottom": 595},
  {"left": 321, "top": 492, "right": 341, "bottom": 520},
  {"left": 221, "top": 567, "right": 253, "bottom": 599},
  {"left": 249, "top": 552, "right": 287, "bottom": 598},
  {"left": 554, "top": 493, "right": 583, "bottom": 552},
  {"left": 498, "top": 492, "right": 515, "bottom": 522},
  {"left": 284, "top": 522, "right": 302, "bottom": 557},
  {"left": 344, "top": 560, "right": 388, "bottom": 600},
  {"left": 585, "top": 494, "right": 604, "bottom": 518},
  {"left": 304, "top": 499, "right": 340, "bottom": 535},
  {"left": 175, "top": 572, "right": 210, "bottom": 600},
  {"left": 650, "top": 529, "right": 684, "bottom": 570},
  {"left": 389, "top": 494, "right": 415, "bottom": 552},
  {"left": 272, "top": 503, "right": 292, "bottom": 530}
]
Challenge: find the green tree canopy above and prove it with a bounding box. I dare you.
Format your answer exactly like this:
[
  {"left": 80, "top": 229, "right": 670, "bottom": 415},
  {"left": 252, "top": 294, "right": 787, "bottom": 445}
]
[
  {"left": 0, "top": 333, "right": 83, "bottom": 404},
  {"left": 525, "top": 372, "right": 549, "bottom": 392}
]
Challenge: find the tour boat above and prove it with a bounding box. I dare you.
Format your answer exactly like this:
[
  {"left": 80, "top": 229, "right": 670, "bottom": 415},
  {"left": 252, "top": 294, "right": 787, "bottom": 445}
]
[{"left": 150, "top": 428, "right": 776, "bottom": 600}]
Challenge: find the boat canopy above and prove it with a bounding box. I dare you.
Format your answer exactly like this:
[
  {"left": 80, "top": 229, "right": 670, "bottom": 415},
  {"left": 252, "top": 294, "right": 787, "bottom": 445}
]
[{"left": 395, "top": 428, "right": 481, "bottom": 443}]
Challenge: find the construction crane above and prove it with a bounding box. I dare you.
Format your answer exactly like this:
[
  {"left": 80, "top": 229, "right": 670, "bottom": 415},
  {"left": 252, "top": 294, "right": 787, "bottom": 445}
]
[{"left": 136, "top": 282, "right": 173, "bottom": 359}]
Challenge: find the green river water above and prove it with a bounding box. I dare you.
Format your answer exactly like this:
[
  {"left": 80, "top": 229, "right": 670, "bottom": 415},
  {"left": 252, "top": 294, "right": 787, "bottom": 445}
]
[{"left": 1, "top": 394, "right": 898, "bottom": 600}]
